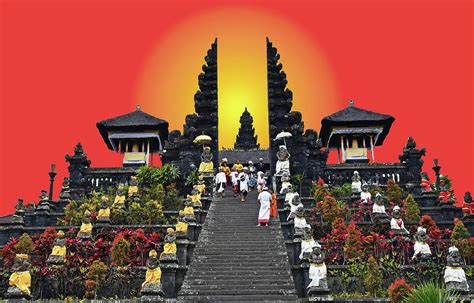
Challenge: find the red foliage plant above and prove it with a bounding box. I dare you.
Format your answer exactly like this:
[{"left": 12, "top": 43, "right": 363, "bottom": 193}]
[
  {"left": 344, "top": 221, "right": 363, "bottom": 261},
  {"left": 419, "top": 215, "right": 441, "bottom": 240},
  {"left": 388, "top": 278, "right": 412, "bottom": 303}
]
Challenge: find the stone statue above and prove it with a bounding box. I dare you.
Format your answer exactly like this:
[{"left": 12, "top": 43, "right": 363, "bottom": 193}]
[
  {"left": 113, "top": 184, "right": 126, "bottom": 208},
  {"left": 351, "top": 171, "right": 362, "bottom": 193},
  {"left": 141, "top": 250, "right": 164, "bottom": 300},
  {"left": 293, "top": 205, "right": 311, "bottom": 238},
  {"left": 198, "top": 146, "right": 214, "bottom": 173},
  {"left": 307, "top": 246, "right": 329, "bottom": 296},
  {"left": 59, "top": 177, "right": 71, "bottom": 200},
  {"left": 438, "top": 180, "right": 454, "bottom": 204},
  {"left": 462, "top": 192, "right": 474, "bottom": 217},
  {"left": 287, "top": 194, "right": 302, "bottom": 221},
  {"left": 360, "top": 182, "right": 371, "bottom": 205},
  {"left": 300, "top": 226, "right": 319, "bottom": 262},
  {"left": 47, "top": 230, "right": 67, "bottom": 264},
  {"left": 160, "top": 228, "right": 177, "bottom": 261},
  {"left": 372, "top": 193, "right": 389, "bottom": 224},
  {"left": 37, "top": 189, "right": 50, "bottom": 211},
  {"left": 7, "top": 254, "right": 31, "bottom": 299},
  {"left": 420, "top": 172, "right": 432, "bottom": 193},
  {"left": 189, "top": 188, "right": 202, "bottom": 209},
  {"left": 195, "top": 175, "right": 206, "bottom": 195},
  {"left": 182, "top": 199, "right": 197, "bottom": 223},
  {"left": 275, "top": 145, "right": 290, "bottom": 176},
  {"left": 444, "top": 246, "right": 469, "bottom": 293},
  {"left": 97, "top": 195, "right": 111, "bottom": 223},
  {"left": 390, "top": 206, "right": 409, "bottom": 235},
  {"left": 11, "top": 199, "right": 25, "bottom": 224},
  {"left": 280, "top": 171, "right": 292, "bottom": 194},
  {"left": 412, "top": 226, "right": 431, "bottom": 261},
  {"left": 128, "top": 176, "right": 139, "bottom": 198},
  {"left": 77, "top": 210, "right": 93, "bottom": 240},
  {"left": 175, "top": 212, "right": 189, "bottom": 238}
]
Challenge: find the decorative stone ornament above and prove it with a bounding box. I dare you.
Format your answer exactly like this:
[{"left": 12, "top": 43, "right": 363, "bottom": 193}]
[
  {"left": 141, "top": 250, "right": 164, "bottom": 302},
  {"left": 160, "top": 228, "right": 178, "bottom": 261},
  {"left": 307, "top": 246, "right": 330, "bottom": 301},
  {"left": 444, "top": 246, "right": 469, "bottom": 293},
  {"left": 7, "top": 253, "right": 32, "bottom": 299},
  {"left": 77, "top": 210, "right": 93, "bottom": 240},
  {"left": 412, "top": 226, "right": 431, "bottom": 261},
  {"left": 275, "top": 145, "right": 290, "bottom": 176},
  {"left": 47, "top": 230, "right": 67, "bottom": 264},
  {"left": 390, "top": 206, "right": 409, "bottom": 235}
]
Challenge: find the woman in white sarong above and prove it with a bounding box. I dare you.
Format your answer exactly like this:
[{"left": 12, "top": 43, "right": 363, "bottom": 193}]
[
  {"left": 239, "top": 169, "right": 249, "bottom": 202},
  {"left": 257, "top": 187, "right": 272, "bottom": 226},
  {"left": 214, "top": 167, "right": 227, "bottom": 198}
]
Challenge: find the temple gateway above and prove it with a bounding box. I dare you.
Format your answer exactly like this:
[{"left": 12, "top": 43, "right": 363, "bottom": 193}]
[{"left": 0, "top": 38, "right": 472, "bottom": 302}]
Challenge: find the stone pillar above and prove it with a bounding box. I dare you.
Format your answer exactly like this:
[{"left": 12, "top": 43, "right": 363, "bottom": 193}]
[
  {"left": 65, "top": 142, "right": 91, "bottom": 201},
  {"left": 399, "top": 137, "right": 426, "bottom": 185},
  {"left": 35, "top": 206, "right": 51, "bottom": 227},
  {"left": 176, "top": 238, "right": 189, "bottom": 266},
  {"left": 292, "top": 238, "right": 302, "bottom": 265},
  {"left": 160, "top": 260, "right": 178, "bottom": 298}
]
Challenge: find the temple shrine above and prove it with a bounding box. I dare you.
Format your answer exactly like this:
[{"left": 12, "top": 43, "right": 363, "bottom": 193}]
[{"left": 0, "top": 38, "right": 472, "bottom": 302}]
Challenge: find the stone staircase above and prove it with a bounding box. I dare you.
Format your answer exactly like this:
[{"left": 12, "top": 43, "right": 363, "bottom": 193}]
[{"left": 179, "top": 189, "right": 298, "bottom": 302}]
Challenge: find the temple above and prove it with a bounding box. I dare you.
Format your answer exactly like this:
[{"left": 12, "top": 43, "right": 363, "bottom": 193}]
[
  {"left": 234, "top": 107, "right": 259, "bottom": 150},
  {"left": 0, "top": 38, "right": 472, "bottom": 302},
  {"left": 320, "top": 100, "right": 394, "bottom": 163},
  {"left": 96, "top": 105, "right": 169, "bottom": 167}
]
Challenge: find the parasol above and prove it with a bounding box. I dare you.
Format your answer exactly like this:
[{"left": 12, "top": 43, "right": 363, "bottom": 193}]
[
  {"left": 193, "top": 134, "right": 212, "bottom": 144},
  {"left": 274, "top": 131, "right": 292, "bottom": 147}
]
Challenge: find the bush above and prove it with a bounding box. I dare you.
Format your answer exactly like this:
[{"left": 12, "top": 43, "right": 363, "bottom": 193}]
[
  {"left": 136, "top": 164, "right": 180, "bottom": 188},
  {"left": 321, "top": 195, "right": 343, "bottom": 222},
  {"left": 344, "top": 221, "right": 363, "bottom": 261},
  {"left": 419, "top": 215, "right": 440, "bottom": 240},
  {"left": 15, "top": 233, "right": 35, "bottom": 254},
  {"left": 111, "top": 235, "right": 130, "bottom": 267},
  {"left": 403, "top": 281, "right": 459, "bottom": 303},
  {"left": 85, "top": 260, "right": 107, "bottom": 298},
  {"left": 364, "top": 256, "right": 382, "bottom": 297},
  {"left": 386, "top": 179, "right": 405, "bottom": 206},
  {"left": 404, "top": 194, "right": 420, "bottom": 222},
  {"left": 329, "top": 183, "right": 352, "bottom": 200},
  {"left": 164, "top": 184, "right": 183, "bottom": 211},
  {"left": 388, "top": 278, "right": 412, "bottom": 303},
  {"left": 312, "top": 178, "right": 329, "bottom": 202},
  {"left": 451, "top": 219, "right": 473, "bottom": 259}
]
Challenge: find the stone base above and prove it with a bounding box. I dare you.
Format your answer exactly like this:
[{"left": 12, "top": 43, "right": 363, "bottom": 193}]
[
  {"left": 160, "top": 253, "right": 178, "bottom": 262},
  {"left": 77, "top": 232, "right": 92, "bottom": 240},
  {"left": 308, "top": 287, "right": 332, "bottom": 302},
  {"left": 6, "top": 286, "right": 30, "bottom": 300},
  {"left": 46, "top": 255, "right": 65, "bottom": 265},
  {"left": 446, "top": 281, "right": 469, "bottom": 294}
]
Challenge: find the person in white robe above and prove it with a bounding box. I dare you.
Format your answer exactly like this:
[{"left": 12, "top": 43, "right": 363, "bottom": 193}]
[
  {"left": 230, "top": 168, "right": 239, "bottom": 197},
  {"left": 214, "top": 167, "right": 227, "bottom": 198},
  {"left": 257, "top": 187, "right": 272, "bottom": 226},
  {"left": 257, "top": 171, "right": 266, "bottom": 191},
  {"left": 238, "top": 169, "right": 249, "bottom": 202}
]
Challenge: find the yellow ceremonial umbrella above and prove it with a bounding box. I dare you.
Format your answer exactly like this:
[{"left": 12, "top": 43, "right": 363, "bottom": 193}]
[{"left": 193, "top": 134, "right": 212, "bottom": 144}]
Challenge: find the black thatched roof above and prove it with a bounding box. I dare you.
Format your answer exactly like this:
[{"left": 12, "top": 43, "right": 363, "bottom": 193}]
[
  {"left": 219, "top": 149, "right": 269, "bottom": 164},
  {"left": 320, "top": 101, "right": 395, "bottom": 147},
  {"left": 97, "top": 106, "right": 169, "bottom": 150}
]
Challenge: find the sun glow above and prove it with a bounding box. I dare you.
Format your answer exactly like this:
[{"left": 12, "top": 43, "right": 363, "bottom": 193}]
[{"left": 136, "top": 6, "right": 339, "bottom": 148}]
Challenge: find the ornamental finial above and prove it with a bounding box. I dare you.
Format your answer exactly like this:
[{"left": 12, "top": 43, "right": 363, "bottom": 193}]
[
  {"left": 349, "top": 100, "right": 354, "bottom": 107},
  {"left": 136, "top": 105, "right": 141, "bottom": 111}
]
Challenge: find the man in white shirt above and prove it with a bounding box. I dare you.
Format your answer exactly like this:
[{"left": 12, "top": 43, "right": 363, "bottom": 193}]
[
  {"left": 215, "top": 167, "right": 227, "bottom": 198},
  {"left": 257, "top": 187, "right": 272, "bottom": 226},
  {"left": 238, "top": 168, "right": 249, "bottom": 202}
]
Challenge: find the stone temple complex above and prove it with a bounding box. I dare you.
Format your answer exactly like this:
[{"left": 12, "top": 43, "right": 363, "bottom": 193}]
[{"left": 0, "top": 38, "right": 472, "bottom": 302}]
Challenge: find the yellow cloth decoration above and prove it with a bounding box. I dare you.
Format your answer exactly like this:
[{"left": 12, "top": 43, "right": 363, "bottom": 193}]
[
  {"left": 232, "top": 163, "right": 243, "bottom": 172},
  {"left": 195, "top": 184, "right": 206, "bottom": 194},
  {"left": 142, "top": 267, "right": 161, "bottom": 289},
  {"left": 79, "top": 223, "right": 93, "bottom": 233},
  {"left": 162, "top": 242, "right": 177, "bottom": 255},
  {"left": 113, "top": 195, "right": 125, "bottom": 206},
  {"left": 175, "top": 222, "right": 188, "bottom": 233},
  {"left": 51, "top": 245, "right": 66, "bottom": 257},
  {"left": 128, "top": 185, "right": 138, "bottom": 197},
  {"left": 183, "top": 206, "right": 195, "bottom": 215},
  {"left": 9, "top": 271, "right": 31, "bottom": 296},
  {"left": 190, "top": 193, "right": 201, "bottom": 203},
  {"left": 97, "top": 207, "right": 110, "bottom": 219},
  {"left": 198, "top": 162, "right": 214, "bottom": 173}
]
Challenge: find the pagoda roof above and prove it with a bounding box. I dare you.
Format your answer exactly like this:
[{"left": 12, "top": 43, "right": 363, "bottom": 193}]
[
  {"left": 97, "top": 106, "right": 169, "bottom": 150},
  {"left": 320, "top": 101, "right": 395, "bottom": 147}
]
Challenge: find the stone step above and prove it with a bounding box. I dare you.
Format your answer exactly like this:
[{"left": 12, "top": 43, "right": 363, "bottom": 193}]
[
  {"left": 180, "top": 289, "right": 297, "bottom": 296},
  {"left": 186, "top": 270, "right": 292, "bottom": 276},
  {"left": 185, "top": 279, "right": 296, "bottom": 286},
  {"left": 180, "top": 284, "right": 296, "bottom": 291},
  {"left": 179, "top": 294, "right": 299, "bottom": 302}
]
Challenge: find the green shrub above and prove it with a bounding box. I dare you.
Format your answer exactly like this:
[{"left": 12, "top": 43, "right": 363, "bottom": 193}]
[
  {"left": 404, "top": 194, "right": 420, "bottom": 222},
  {"left": 403, "top": 281, "right": 459, "bottom": 303},
  {"left": 329, "top": 183, "right": 352, "bottom": 200},
  {"left": 15, "top": 233, "right": 35, "bottom": 254},
  {"left": 136, "top": 164, "right": 180, "bottom": 188},
  {"left": 364, "top": 256, "right": 382, "bottom": 297}
]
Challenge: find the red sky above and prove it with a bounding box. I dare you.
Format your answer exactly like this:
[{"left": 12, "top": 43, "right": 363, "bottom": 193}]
[{"left": 1, "top": 0, "right": 472, "bottom": 215}]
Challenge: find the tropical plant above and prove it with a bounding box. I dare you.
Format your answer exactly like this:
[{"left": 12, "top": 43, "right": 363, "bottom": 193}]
[
  {"left": 344, "top": 221, "right": 363, "bottom": 261},
  {"left": 85, "top": 260, "right": 107, "bottom": 298},
  {"left": 388, "top": 278, "right": 412, "bottom": 303},
  {"left": 290, "top": 174, "right": 303, "bottom": 194},
  {"left": 15, "top": 233, "right": 35, "bottom": 254},
  {"left": 404, "top": 194, "right": 420, "bottom": 222},
  {"left": 329, "top": 183, "right": 352, "bottom": 200},
  {"left": 111, "top": 235, "right": 130, "bottom": 267},
  {"left": 403, "top": 281, "right": 459, "bottom": 303},
  {"left": 185, "top": 168, "right": 199, "bottom": 187},
  {"left": 451, "top": 219, "right": 473, "bottom": 259},
  {"left": 136, "top": 164, "right": 180, "bottom": 188},
  {"left": 164, "top": 184, "right": 183, "bottom": 210},
  {"left": 321, "top": 195, "right": 343, "bottom": 222},
  {"left": 386, "top": 179, "right": 405, "bottom": 206},
  {"left": 312, "top": 177, "right": 329, "bottom": 202},
  {"left": 364, "top": 256, "right": 382, "bottom": 297}
]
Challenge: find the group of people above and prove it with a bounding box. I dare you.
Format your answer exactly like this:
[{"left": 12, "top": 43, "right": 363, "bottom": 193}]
[{"left": 214, "top": 158, "right": 277, "bottom": 226}]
